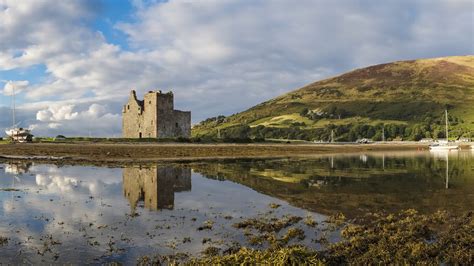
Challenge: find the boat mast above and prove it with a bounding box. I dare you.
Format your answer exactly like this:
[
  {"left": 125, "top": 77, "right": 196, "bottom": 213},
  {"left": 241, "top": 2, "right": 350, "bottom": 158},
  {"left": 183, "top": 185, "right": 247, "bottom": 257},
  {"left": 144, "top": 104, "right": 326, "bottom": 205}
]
[
  {"left": 12, "top": 82, "right": 16, "bottom": 128},
  {"left": 445, "top": 109, "right": 448, "bottom": 142},
  {"left": 382, "top": 125, "right": 385, "bottom": 142}
]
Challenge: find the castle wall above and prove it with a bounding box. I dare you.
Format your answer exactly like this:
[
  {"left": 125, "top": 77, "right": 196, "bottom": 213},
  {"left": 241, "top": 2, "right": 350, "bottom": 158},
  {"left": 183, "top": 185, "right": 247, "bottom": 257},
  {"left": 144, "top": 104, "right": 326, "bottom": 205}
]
[
  {"left": 156, "top": 110, "right": 191, "bottom": 138},
  {"left": 122, "top": 90, "right": 191, "bottom": 138},
  {"left": 122, "top": 91, "right": 144, "bottom": 138},
  {"left": 123, "top": 165, "right": 191, "bottom": 211},
  {"left": 173, "top": 110, "right": 191, "bottom": 138},
  {"left": 157, "top": 93, "right": 174, "bottom": 112},
  {"left": 142, "top": 93, "right": 158, "bottom": 138}
]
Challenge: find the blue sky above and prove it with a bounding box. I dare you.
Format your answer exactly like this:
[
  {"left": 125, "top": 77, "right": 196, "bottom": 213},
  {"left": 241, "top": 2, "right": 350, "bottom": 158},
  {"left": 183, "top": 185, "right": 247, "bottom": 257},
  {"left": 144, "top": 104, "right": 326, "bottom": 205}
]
[
  {"left": 1, "top": 0, "right": 135, "bottom": 105},
  {"left": 92, "top": 0, "right": 134, "bottom": 49},
  {"left": 0, "top": 0, "right": 473, "bottom": 136}
]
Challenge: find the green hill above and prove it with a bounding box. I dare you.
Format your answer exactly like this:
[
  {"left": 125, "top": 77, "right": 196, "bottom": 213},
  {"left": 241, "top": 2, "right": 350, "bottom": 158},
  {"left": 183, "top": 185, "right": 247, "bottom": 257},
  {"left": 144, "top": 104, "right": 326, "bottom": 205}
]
[{"left": 193, "top": 56, "right": 474, "bottom": 141}]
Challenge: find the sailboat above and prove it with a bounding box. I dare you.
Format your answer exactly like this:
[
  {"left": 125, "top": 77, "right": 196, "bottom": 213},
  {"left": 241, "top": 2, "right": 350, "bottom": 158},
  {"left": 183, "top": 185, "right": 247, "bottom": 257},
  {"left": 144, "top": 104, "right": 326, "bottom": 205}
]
[
  {"left": 429, "top": 109, "right": 458, "bottom": 151},
  {"left": 4, "top": 83, "right": 32, "bottom": 143}
]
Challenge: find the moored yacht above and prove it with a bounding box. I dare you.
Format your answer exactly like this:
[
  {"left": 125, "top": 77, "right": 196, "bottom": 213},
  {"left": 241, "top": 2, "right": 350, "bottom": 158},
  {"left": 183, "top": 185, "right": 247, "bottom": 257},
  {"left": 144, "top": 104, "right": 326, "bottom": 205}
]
[
  {"left": 429, "top": 109, "right": 458, "bottom": 151},
  {"left": 4, "top": 82, "right": 33, "bottom": 143},
  {"left": 5, "top": 127, "right": 33, "bottom": 143}
]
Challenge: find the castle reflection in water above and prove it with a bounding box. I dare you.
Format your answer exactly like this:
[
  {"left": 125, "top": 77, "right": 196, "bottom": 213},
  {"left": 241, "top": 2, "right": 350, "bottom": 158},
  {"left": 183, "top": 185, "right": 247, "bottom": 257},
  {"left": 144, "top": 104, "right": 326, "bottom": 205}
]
[{"left": 123, "top": 166, "right": 191, "bottom": 211}]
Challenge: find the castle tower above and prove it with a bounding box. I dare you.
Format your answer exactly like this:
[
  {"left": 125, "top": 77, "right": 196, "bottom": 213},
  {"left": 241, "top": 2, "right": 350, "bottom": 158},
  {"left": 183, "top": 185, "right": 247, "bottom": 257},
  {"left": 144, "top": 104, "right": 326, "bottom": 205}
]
[{"left": 122, "top": 90, "right": 191, "bottom": 138}]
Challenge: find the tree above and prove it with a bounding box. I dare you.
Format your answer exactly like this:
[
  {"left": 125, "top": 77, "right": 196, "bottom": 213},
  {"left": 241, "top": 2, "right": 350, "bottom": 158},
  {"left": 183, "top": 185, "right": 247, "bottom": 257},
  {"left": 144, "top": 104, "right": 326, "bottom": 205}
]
[
  {"left": 409, "top": 124, "right": 424, "bottom": 141},
  {"left": 223, "top": 124, "right": 251, "bottom": 139},
  {"left": 300, "top": 108, "right": 309, "bottom": 117}
]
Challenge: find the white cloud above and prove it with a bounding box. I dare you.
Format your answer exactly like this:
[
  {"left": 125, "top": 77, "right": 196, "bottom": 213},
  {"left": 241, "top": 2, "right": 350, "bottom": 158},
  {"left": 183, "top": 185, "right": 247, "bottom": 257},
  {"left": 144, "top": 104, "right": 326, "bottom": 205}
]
[
  {"left": 2, "top": 80, "right": 29, "bottom": 96},
  {"left": 0, "top": 0, "right": 472, "bottom": 136},
  {"left": 31, "top": 104, "right": 121, "bottom": 137},
  {"left": 0, "top": 0, "right": 102, "bottom": 69},
  {"left": 36, "top": 105, "right": 78, "bottom": 122}
]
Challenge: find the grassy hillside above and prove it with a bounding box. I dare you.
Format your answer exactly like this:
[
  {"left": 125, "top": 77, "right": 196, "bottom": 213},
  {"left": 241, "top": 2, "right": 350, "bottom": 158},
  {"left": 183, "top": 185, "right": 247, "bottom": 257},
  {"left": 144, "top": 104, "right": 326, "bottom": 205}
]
[{"left": 193, "top": 56, "right": 474, "bottom": 141}]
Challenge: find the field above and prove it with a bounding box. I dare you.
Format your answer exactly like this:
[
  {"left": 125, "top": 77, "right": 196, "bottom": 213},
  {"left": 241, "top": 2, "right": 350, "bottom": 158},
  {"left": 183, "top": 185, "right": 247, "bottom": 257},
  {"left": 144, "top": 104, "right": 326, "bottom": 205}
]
[{"left": 0, "top": 142, "right": 430, "bottom": 164}]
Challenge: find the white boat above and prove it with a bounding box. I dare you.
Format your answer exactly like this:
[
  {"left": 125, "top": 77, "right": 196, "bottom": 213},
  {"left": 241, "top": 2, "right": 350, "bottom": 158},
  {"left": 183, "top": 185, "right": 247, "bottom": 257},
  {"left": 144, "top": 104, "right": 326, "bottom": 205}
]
[
  {"left": 5, "top": 127, "right": 32, "bottom": 143},
  {"left": 4, "top": 82, "right": 33, "bottom": 142},
  {"left": 429, "top": 109, "right": 458, "bottom": 151},
  {"left": 429, "top": 143, "right": 459, "bottom": 151}
]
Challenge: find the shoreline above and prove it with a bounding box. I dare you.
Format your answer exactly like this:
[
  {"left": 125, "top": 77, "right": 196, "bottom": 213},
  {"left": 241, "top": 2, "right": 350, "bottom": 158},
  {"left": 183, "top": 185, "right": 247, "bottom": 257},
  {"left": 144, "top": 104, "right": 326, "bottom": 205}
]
[{"left": 0, "top": 142, "right": 436, "bottom": 165}]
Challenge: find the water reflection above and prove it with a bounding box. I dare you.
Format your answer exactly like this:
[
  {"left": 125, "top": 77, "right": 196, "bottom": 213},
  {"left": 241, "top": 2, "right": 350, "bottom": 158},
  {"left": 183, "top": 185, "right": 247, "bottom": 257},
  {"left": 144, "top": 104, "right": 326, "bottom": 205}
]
[
  {"left": 192, "top": 151, "right": 474, "bottom": 217},
  {"left": 430, "top": 150, "right": 452, "bottom": 189},
  {"left": 1, "top": 161, "right": 315, "bottom": 264},
  {"left": 4, "top": 161, "right": 32, "bottom": 175},
  {"left": 123, "top": 166, "right": 191, "bottom": 211}
]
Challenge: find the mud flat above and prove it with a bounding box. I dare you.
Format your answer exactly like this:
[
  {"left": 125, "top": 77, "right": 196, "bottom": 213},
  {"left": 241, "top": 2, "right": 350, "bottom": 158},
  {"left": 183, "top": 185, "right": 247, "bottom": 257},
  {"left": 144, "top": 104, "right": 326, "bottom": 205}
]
[{"left": 0, "top": 142, "right": 430, "bottom": 164}]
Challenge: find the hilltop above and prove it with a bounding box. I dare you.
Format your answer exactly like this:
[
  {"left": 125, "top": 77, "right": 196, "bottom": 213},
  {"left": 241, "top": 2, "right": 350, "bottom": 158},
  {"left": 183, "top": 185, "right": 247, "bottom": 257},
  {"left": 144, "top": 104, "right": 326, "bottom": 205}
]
[{"left": 193, "top": 56, "right": 474, "bottom": 141}]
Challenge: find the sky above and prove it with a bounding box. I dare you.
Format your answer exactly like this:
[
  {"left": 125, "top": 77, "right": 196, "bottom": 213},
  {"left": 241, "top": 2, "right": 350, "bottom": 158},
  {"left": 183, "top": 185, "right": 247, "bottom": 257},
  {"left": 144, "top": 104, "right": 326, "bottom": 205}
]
[{"left": 0, "top": 0, "right": 473, "bottom": 137}]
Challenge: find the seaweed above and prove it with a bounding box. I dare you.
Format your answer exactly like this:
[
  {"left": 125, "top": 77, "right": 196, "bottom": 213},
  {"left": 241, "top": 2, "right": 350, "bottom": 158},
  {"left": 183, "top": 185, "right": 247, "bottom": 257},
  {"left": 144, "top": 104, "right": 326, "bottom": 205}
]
[
  {"left": 0, "top": 236, "right": 8, "bottom": 246},
  {"left": 140, "top": 210, "right": 474, "bottom": 265},
  {"left": 233, "top": 215, "right": 303, "bottom": 233}
]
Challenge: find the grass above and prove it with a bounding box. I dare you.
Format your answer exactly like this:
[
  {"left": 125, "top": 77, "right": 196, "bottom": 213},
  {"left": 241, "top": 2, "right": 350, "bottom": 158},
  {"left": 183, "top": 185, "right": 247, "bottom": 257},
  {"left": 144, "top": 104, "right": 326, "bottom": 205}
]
[
  {"left": 451, "top": 103, "right": 474, "bottom": 131},
  {"left": 32, "top": 137, "right": 202, "bottom": 144},
  {"left": 250, "top": 113, "right": 314, "bottom": 128},
  {"left": 249, "top": 113, "right": 407, "bottom": 129},
  {"left": 31, "top": 136, "right": 272, "bottom": 144}
]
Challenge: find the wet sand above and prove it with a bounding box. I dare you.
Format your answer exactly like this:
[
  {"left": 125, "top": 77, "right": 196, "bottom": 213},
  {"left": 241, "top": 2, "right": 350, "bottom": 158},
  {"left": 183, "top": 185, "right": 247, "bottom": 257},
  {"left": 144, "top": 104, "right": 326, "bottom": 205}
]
[{"left": 0, "top": 142, "right": 430, "bottom": 164}]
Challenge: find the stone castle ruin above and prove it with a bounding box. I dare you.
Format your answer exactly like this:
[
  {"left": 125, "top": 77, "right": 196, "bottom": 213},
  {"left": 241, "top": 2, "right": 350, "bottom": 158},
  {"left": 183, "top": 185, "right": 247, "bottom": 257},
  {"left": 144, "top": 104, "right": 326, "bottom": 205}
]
[{"left": 122, "top": 90, "right": 191, "bottom": 138}]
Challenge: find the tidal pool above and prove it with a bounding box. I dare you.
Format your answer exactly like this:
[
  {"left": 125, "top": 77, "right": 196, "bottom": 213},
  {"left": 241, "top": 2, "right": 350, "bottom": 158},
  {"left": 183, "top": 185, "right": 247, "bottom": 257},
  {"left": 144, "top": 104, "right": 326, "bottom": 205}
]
[{"left": 0, "top": 150, "right": 473, "bottom": 264}]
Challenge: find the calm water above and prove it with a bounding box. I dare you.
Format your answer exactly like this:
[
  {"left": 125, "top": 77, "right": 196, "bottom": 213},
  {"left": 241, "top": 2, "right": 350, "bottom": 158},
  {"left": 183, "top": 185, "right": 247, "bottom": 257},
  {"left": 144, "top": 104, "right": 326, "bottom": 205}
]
[{"left": 0, "top": 150, "right": 473, "bottom": 263}]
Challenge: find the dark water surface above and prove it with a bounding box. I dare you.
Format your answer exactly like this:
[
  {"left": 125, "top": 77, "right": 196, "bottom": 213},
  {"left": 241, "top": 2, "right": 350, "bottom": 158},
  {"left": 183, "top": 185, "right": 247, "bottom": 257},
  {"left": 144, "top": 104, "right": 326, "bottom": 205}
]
[{"left": 0, "top": 150, "right": 473, "bottom": 263}]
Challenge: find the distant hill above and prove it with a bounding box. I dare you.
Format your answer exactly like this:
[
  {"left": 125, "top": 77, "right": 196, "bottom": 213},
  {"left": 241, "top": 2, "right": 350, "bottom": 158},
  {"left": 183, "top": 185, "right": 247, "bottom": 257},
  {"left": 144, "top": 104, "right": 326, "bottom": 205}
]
[{"left": 193, "top": 56, "right": 474, "bottom": 141}]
